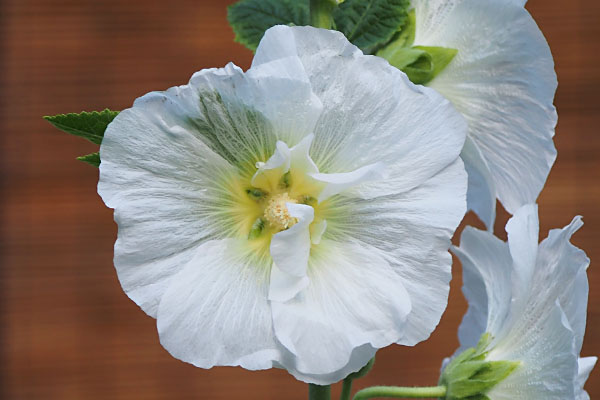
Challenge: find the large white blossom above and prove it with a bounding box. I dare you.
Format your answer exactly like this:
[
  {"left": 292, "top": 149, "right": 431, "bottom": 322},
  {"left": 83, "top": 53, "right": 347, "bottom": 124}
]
[
  {"left": 411, "top": 0, "right": 557, "bottom": 228},
  {"left": 451, "top": 204, "right": 596, "bottom": 399},
  {"left": 98, "top": 25, "right": 468, "bottom": 384}
]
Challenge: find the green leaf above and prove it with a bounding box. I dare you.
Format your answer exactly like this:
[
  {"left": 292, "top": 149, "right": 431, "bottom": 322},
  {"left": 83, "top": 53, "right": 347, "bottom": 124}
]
[
  {"left": 44, "top": 109, "right": 119, "bottom": 145},
  {"left": 227, "top": 0, "right": 310, "bottom": 52},
  {"left": 333, "top": 0, "right": 410, "bottom": 54},
  {"left": 77, "top": 152, "right": 101, "bottom": 167}
]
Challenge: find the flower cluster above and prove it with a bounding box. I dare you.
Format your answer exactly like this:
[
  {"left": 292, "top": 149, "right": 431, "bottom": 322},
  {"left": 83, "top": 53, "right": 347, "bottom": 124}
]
[{"left": 47, "top": 0, "right": 596, "bottom": 397}]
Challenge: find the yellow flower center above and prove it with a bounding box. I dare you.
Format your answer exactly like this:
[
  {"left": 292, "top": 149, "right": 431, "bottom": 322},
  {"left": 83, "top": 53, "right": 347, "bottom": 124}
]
[{"left": 263, "top": 192, "right": 298, "bottom": 231}]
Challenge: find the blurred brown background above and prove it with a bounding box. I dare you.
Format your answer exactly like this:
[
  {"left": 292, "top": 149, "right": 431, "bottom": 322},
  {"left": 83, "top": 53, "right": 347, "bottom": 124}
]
[{"left": 1, "top": 0, "right": 598, "bottom": 399}]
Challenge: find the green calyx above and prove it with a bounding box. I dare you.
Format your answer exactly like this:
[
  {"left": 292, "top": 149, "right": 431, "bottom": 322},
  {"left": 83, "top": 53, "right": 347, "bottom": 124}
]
[
  {"left": 439, "top": 333, "right": 520, "bottom": 400},
  {"left": 376, "top": 9, "right": 457, "bottom": 85}
]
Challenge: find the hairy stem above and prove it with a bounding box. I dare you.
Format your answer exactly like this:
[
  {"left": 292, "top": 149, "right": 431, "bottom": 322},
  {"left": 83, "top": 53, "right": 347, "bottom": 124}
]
[{"left": 353, "top": 385, "right": 447, "bottom": 400}]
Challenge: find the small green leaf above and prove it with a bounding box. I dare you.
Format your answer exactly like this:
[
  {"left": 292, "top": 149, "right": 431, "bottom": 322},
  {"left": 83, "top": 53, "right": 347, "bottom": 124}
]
[
  {"left": 44, "top": 109, "right": 119, "bottom": 145},
  {"left": 333, "top": 0, "right": 410, "bottom": 54},
  {"left": 76, "top": 152, "right": 101, "bottom": 167},
  {"left": 227, "top": 0, "right": 310, "bottom": 52}
]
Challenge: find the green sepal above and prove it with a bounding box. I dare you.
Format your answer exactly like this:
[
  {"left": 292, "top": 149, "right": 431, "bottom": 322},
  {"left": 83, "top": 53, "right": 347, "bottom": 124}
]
[
  {"left": 333, "top": 0, "right": 411, "bottom": 54},
  {"left": 76, "top": 152, "right": 101, "bottom": 168},
  {"left": 379, "top": 44, "right": 457, "bottom": 85},
  {"left": 440, "top": 333, "right": 520, "bottom": 399},
  {"left": 414, "top": 45, "right": 458, "bottom": 80},
  {"left": 44, "top": 109, "right": 119, "bottom": 145},
  {"left": 248, "top": 218, "right": 266, "bottom": 239},
  {"left": 376, "top": 8, "right": 457, "bottom": 85},
  {"left": 227, "top": 0, "right": 310, "bottom": 52}
]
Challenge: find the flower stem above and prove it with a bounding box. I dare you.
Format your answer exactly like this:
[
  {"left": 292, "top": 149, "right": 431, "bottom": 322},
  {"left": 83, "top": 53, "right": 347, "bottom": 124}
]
[
  {"left": 353, "top": 385, "right": 447, "bottom": 400},
  {"left": 340, "top": 378, "right": 353, "bottom": 400},
  {"left": 309, "top": 384, "right": 332, "bottom": 400},
  {"left": 310, "top": 0, "right": 337, "bottom": 29}
]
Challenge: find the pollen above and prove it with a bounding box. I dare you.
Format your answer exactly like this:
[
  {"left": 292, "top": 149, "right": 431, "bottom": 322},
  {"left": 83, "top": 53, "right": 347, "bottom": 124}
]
[{"left": 264, "top": 192, "right": 298, "bottom": 231}]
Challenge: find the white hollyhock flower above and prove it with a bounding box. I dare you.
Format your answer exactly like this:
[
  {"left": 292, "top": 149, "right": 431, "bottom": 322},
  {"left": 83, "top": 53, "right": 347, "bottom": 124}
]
[
  {"left": 98, "top": 25, "right": 468, "bottom": 384},
  {"left": 411, "top": 0, "right": 557, "bottom": 228},
  {"left": 450, "top": 204, "right": 595, "bottom": 399}
]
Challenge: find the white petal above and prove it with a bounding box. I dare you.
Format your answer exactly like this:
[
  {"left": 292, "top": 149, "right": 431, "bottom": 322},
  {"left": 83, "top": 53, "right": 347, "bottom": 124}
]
[
  {"left": 269, "top": 203, "right": 315, "bottom": 302},
  {"left": 244, "top": 57, "right": 323, "bottom": 144},
  {"left": 191, "top": 59, "right": 322, "bottom": 159},
  {"left": 156, "top": 239, "right": 283, "bottom": 370},
  {"left": 99, "top": 89, "right": 237, "bottom": 317},
  {"left": 576, "top": 357, "right": 597, "bottom": 400},
  {"left": 414, "top": 0, "right": 557, "bottom": 213},
  {"left": 488, "top": 303, "right": 578, "bottom": 400},
  {"left": 452, "top": 226, "right": 512, "bottom": 351},
  {"left": 461, "top": 135, "right": 496, "bottom": 230},
  {"left": 271, "top": 240, "right": 411, "bottom": 376},
  {"left": 537, "top": 216, "right": 589, "bottom": 352},
  {"left": 251, "top": 140, "right": 291, "bottom": 189},
  {"left": 332, "top": 158, "right": 467, "bottom": 345},
  {"left": 285, "top": 344, "right": 377, "bottom": 385},
  {"left": 506, "top": 204, "right": 539, "bottom": 312},
  {"left": 311, "top": 162, "right": 388, "bottom": 203},
  {"left": 256, "top": 25, "right": 467, "bottom": 198},
  {"left": 310, "top": 219, "right": 327, "bottom": 245},
  {"left": 290, "top": 133, "right": 319, "bottom": 175}
]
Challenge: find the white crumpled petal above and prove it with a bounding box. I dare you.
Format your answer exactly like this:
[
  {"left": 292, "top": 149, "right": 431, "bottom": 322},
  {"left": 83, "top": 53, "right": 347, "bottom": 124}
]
[
  {"left": 271, "top": 240, "right": 411, "bottom": 380},
  {"left": 255, "top": 26, "right": 467, "bottom": 199},
  {"left": 453, "top": 204, "right": 594, "bottom": 399},
  {"left": 488, "top": 302, "right": 577, "bottom": 400},
  {"left": 412, "top": 0, "right": 557, "bottom": 226},
  {"left": 269, "top": 203, "right": 315, "bottom": 302}
]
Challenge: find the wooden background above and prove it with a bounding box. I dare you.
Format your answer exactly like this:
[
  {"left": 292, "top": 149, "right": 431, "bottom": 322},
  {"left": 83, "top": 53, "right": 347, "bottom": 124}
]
[{"left": 1, "top": 0, "right": 598, "bottom": 398}]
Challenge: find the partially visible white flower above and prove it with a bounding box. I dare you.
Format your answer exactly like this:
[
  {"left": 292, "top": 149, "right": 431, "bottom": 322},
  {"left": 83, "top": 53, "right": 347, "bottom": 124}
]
[
  {"left": 98, "top": 25, "right": 468, "bottom": 384},
  {"left": 411, "top": 0, "right": 557, "bottom": 228},
  {"left": 450, "top": 204, "right": 595, "bottom": 399}
]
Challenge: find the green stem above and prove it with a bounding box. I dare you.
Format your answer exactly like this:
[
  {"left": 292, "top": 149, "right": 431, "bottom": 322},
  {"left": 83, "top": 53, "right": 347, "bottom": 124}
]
[
  {"left": 310, "top": 0, "right": 337, "bottom": 29},
  {"left": 340, "top": 378, "right": 353, "bottom": 400},
  {"left": 309, "top": 384, "right": 332, "bottom": 400},
  {"left": 353, "top": 385, "right": 447, "bottom": 400}
]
